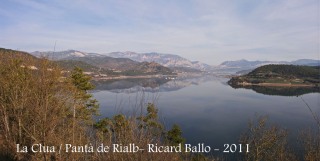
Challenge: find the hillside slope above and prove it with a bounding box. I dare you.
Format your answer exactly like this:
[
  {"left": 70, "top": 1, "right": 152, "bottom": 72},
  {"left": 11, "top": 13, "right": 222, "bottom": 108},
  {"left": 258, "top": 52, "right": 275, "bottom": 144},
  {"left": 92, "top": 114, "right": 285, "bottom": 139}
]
[
  {"left": 228, "top": 64, "right": 320, "bottom": 86},
  {"left": 0, "top": 48, "right": 38, "bottom": 63}
]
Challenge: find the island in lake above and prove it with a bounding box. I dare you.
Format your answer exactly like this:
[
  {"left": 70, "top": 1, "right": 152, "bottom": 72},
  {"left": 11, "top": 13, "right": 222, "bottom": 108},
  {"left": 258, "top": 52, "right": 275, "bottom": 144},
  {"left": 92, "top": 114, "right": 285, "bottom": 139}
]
[{"left": 228, "top": 64, "right": 320, "bottom": 96}]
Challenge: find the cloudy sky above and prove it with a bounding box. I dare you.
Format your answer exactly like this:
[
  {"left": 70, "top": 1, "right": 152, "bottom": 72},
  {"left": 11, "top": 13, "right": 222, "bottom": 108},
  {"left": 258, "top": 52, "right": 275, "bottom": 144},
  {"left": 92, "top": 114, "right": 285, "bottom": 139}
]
[{"left": 0, "top": 0, "right": 318, "bottom": 65}]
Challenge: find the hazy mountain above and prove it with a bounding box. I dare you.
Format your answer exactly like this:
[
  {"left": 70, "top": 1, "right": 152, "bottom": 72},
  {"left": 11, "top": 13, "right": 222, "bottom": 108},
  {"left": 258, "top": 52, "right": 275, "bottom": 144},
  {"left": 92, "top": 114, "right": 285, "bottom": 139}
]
[
  {"left": 55, "top": 60, "right": 100, "bottom": 71},
  {"left": 62, "top": 57, "right": 174, "bottom": 75},
  {"left": 30, "top": 50, "right": 319, "bottom": 75},
  {"left": 219, "top": 59, "right": 319, "bottom": 68},
  {"left": 108, "top": 51, "right": 212, "bottom": 71},
  {"left": 31, "top": 50, "right": 212, "bottom": 72},
  {"left": 291, "top": 59, "right": 320, "bottom": 66},
  {"left": 215, "top": 59, "right": 320, "bottom": 74},
  {"left": 54, "top": 60, "right": 117, "bottom": 75},
  {"left": 31, "top": 50, "right": 104, "bottom": 60},
  {"left": 65, "top": 56, "right": 139, "bottom": 71},
  {"left": 30, "top": 50, "right": 175, "bottom": 75},
  {"left": 218, "top": 59, "right": 287, "bottom": 69}
]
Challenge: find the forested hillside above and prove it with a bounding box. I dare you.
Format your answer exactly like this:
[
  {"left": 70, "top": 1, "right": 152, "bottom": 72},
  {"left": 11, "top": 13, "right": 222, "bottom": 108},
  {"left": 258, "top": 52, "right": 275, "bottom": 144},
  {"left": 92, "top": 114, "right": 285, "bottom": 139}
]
[
  {"left": 0, "top": 48, "right": 185, "bottom": 161},
  {"left": 229, "top": 64, "right": 320, "bottom": 86},
  {"left": 247, "top": 64, "right": 319, "bottom": 79}
]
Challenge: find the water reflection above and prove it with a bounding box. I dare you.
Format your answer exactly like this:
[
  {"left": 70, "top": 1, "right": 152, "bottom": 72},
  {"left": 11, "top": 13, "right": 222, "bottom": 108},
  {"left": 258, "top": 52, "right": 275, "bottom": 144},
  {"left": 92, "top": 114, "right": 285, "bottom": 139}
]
[
  {"left": 229, "top": 84, "right": 320, "bottom": 96},
  {"left": 92, "top": 75, "right": 320, "bottom": 158},
  {"left": 92, "top": 75, "right": 221, "bottom": 93}
]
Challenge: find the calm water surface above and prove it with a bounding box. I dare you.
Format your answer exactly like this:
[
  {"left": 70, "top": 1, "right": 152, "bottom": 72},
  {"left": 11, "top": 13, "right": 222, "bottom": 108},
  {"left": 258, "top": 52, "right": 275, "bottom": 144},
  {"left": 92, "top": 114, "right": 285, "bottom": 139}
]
[{"left": 92, "top": 76, "right": 320, "bottom": 155}]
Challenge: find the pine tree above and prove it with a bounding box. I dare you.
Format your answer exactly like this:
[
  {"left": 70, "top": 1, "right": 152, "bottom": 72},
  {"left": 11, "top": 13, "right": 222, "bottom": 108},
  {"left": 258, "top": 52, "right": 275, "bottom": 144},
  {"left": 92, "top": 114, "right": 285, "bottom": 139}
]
[
  {"left": 166, "top": 124, "right": 185, "bottom": 146},
  {"left": 70, "top": 66, "right": 99, "bottom": 122}
]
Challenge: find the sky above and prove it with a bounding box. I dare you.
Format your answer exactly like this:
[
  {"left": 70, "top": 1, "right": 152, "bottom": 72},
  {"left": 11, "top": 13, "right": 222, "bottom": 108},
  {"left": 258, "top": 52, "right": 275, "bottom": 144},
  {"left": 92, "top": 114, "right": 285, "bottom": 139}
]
[{"left": 0, "top": 0, "right": 319, "bottom": 65}]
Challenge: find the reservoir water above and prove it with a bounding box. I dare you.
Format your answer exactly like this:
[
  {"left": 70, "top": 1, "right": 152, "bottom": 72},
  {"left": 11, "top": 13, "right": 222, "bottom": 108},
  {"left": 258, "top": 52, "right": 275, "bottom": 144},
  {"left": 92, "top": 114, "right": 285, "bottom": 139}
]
[{"left": 92, "top": 75, "right": 320, "bottom": 157}]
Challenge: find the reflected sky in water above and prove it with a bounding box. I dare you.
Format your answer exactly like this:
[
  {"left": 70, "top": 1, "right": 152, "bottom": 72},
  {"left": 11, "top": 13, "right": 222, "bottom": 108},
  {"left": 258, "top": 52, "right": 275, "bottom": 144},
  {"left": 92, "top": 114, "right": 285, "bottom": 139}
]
[{"left": 93, "top": 77, "right": 320, "bottom": 154}]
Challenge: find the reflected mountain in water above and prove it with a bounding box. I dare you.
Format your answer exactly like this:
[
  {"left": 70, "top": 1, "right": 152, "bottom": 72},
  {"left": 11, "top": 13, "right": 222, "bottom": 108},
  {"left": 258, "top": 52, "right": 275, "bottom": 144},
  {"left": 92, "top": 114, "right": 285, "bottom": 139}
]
[
  {"left": 229, "top": 84, "right": 320, "bottom": 96},
  {"left": 92, "top": 75, "right": 219, "bottom": 93}
]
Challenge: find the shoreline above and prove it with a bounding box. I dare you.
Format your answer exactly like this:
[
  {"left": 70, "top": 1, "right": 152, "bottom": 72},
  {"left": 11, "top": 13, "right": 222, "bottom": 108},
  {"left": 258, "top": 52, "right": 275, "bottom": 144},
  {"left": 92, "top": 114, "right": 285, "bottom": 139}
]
[
  {"left": 91, "top": 72, "right": 208, "bottom": 80},
  {"left": 92, "top": 74, "right": 178, "bottom": 80},
  {"left": 237, "top": 82, "right": 316, "bottom": 87}
]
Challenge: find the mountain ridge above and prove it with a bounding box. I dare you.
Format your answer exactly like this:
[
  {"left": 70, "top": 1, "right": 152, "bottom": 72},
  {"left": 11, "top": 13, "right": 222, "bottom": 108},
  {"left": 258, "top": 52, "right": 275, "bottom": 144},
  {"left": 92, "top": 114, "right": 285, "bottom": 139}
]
[
  {"left": 30, "top": 50, "right": 319, "bottom": 74},
  {"left": 0, "top": 48, "right": 175, "bottom": 76},
  {"left": 107, "top": 51, "right": 212, "bottom": 71},
  {"left": 31, "top": 50, "right": 213, "bottom": 71},
  {"left": 31, "top": 50, "right": 105, "bottom": 60},
  {"left": 218, "top": 59, "right": 319, "bottom": 68},
  {"left": 216, "top": 59, "right": 319, "bottom": 74}
]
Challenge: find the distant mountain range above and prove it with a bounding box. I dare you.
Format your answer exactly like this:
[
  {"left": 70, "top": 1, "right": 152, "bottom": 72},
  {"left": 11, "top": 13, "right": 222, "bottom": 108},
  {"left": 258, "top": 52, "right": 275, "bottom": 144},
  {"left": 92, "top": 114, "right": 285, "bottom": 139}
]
[
  {"left": 31, "top": 50, "right": 212, "bottom": 71},
  {"left": 30, "top": 50, "right": 319, "bottom": 74},
  {"left": 107, "top": 51, "right": 212, "bottom": 71},
  {"left": 215, "top": 59, "right": 319, "bottom": 74},
  {"left": 218, "top": 59, "right": 319, "bottom": 68},
  {"left": 31, "top": 50, "right": 175, "bottom": 75},
  {"left": 31, "top": 50, "right": 104, "bottom": 60}
]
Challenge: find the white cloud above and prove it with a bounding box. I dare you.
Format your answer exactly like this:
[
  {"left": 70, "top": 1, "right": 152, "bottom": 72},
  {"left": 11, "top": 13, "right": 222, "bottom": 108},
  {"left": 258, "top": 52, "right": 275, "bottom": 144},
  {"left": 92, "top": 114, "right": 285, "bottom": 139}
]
[{"left": 0, "top": 0, "right": 318, "bottom": 65}]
